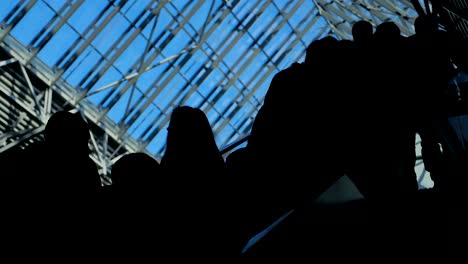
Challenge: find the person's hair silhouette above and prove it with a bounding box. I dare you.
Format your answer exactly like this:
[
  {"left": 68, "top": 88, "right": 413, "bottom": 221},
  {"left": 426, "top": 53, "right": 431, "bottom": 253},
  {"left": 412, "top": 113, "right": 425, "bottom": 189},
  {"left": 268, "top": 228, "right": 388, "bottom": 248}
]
[
  {"left": 414, "top": 14, "right": 439, "bottom": 35},
  {"left": 112, "top": 152, "right": 160, "bottom": 188},
  {"left": 161, "top": 106, "right": 224, "bottom": 171},
  {"left": 159, "top": 106, "right": 234, "bottom": 260},
  {"left": 352, "top": 20, "right": 373, "bottom": 44},
  {"left": 45, "top": 111, "right": 91, "bottom": 156},
  {"left": 374, "top": 21, "right": 401, "bottom": 43},
  {"left": 43, "top": 111, "right": 101, "bottom": 194}
]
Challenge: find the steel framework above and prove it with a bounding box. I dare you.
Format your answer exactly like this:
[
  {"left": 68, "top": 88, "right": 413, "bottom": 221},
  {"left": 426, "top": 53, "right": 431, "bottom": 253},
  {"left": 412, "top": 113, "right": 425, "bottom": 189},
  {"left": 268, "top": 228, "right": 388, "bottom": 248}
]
[{"left": 0, "top": 0, "right": 436, "bottom": 186}]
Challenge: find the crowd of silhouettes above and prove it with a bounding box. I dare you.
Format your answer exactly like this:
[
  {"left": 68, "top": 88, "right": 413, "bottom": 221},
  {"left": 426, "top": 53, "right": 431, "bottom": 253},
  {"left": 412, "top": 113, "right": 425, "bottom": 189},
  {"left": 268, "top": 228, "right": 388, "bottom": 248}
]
[{"left": 0, "top": 15, "right": 467, "bottom": 260}]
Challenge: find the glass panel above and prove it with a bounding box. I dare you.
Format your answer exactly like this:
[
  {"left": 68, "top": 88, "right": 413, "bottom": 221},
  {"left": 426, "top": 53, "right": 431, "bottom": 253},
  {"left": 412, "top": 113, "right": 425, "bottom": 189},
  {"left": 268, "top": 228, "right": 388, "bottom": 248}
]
[
  {"left": 37, "top": 24, "right": 80, "bottom": 67},
  {"left": 63, "top": 47, "right": 103, "bottom": 87},
  {"left": 122, "top": 0, "right": 148, "bottom": 22},
  {"left": 0, "top": 1, "right": 20, "bottom": 22},
  {"left": 95, "top": 22, "right": 129, "bottom": 56},
  {"left": 67, "top": 1, "right": 108, "bottom": 34},
  {"left": 43, "top": 0, "right": 65, "bottom": 10},
  {"left": 10, "top": 1, "right": 55, "bottom": 45},
  {"left": 113, "top": 33, "right": 147, "bottom": 73},
  {"left": 87, "top": 67, "right": 123, "bottom": 104}
]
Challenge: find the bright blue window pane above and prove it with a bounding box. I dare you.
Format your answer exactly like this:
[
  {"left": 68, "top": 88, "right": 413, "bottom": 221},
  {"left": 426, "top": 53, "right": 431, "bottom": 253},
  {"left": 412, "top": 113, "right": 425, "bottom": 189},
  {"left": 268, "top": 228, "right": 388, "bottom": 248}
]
[
  {"left": 38, "top": 24, "right": 79, "bottom": 67},
  {"left": 43, "top": 0, "right": 65, "bottom": 11},
  {"left": 68, "top": 1, "right": 108, "bottom": 34},
  {"left": 10, "top": 1, "right": 55, "bottom": 45},
  {"left": 113, "top": 34, "right": 147, "bottom": 73},
  {"left": 0, "top": 1, "right": 19, "bottom": 21},
  {"left": 63, "top": 47, "right": 103, "bottom": 87},
  {"left": 122, "top": 0, "right": 149, "bottom": 22}
]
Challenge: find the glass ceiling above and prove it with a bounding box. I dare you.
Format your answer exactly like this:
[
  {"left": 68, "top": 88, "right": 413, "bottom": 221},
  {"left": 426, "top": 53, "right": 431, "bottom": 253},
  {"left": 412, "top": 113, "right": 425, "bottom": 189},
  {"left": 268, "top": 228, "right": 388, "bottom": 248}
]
[{"left": 0, "top": 0, "right": 418, "bottom": 159}]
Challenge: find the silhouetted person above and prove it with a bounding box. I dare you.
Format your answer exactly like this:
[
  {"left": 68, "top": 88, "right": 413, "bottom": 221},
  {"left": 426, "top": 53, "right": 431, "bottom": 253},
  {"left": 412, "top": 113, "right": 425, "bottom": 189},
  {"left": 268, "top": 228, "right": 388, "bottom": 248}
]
[
  {"left": 409, "top": 14, "right": 466, "bottom": 194},
  {"left": 344, "top": 22, "right": 419, "bottom": 202},
  {"left": 1, "top": 111, "right": 101, "bottom": 248},
  {"left": 378, "top": 21, "right": 418, "bottom": 196},
  {"left": 225, "top": 146, "right": 266, "bottom": 253},
  {"left": 103, "top": 152, "right": 161, "bottom": 255},
  {"left": 161, "top": 106, "right": 225, "bottom": 175},
  {"left": 245, "top": 37, "right": 348, "bottom": 241},
  {"left": 109, "top": 152, "right": 160, "bottom": 206},
  {"left": 344, "top": 20, "right": 375, "bottom": 194},
  {"left": 7, "top": 111, "right": 101, "bottom": 205},
  {"left": 374, "top": 21, "right": 402, "bottom": 41},
  {"left": 352, "top": 20, "right": 373, "bottom": 45},
  {"left": 111, "top": 152, "right": 160, "bottom": 190},
  {"left": 42, "top": 111, "right": 101, "bottom": 197},
  {"left": 160, "top": 106, "right": 235, "bottom": 260}
]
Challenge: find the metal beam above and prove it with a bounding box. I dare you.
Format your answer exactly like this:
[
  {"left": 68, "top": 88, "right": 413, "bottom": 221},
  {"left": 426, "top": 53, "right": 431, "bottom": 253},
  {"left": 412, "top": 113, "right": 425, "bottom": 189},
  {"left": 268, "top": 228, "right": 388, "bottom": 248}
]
[
  {"left": 92, "top": 1, "right": 192, "bottom": 110},
  {"left": 121, "top": 1, "right": 239, "bottom": 137},
  {"left": 25, "top": 0, "right": 84, "bottom": 64},
  {"left": 97, "top": 1, "right": 205, "bottom": 122},
  {"left": 1, "top": 33, "right": 142, "bottom": 156},
  {"left": 0, "top": 68, "right": 43, "bottom": 124},
  {"left": 204, "top": 0, "right": 306, "bottom": 124},
  {"left": 0, "top": 58, "right": 17, "bottom": 67},
  {"left": 313, "top": 0, "right": 349, "bottom": 39},
  {"left": 0, "top": 125, "right": 45, "bottom": 153},
  {"left": 19, "top": 63, "right": 43, "bottom": 120},
  {"left": 105, "top": 2, "right": 240, "bottom": 141},
  {"left": 138, "top": 4, "right": 270, "bottom": 144},
  {"left": 0, "top": 128, "right": 27, "bottom": 144},
  {"left": 138, "top": 0, "right": 269, "bottom": 146},
  {"left": 89, "top": 128, "right": 106, "bottom": 171},
  {"left": 214, "top": 16, "right": 327, "bottom": 146},
  {"left": 76, "top": 1, "right": 160, "bottom": 95},
  {"left": 123, "top": 8, "right": 161, "bottom": 122},
  {"left": 98, "top": 132, "right": 109, "bottom": 177},
  {"left": 219, "top": 24, "right": 331, "bottom": 148},
  {"left": 53, "top": 0, "right": 128, "bottom": 80},
  {"left": 78, "top": 47, "right": 193, "bottom": 100},
  {"left": 43, "top": 87, "right": 53, "bottom": 121}
]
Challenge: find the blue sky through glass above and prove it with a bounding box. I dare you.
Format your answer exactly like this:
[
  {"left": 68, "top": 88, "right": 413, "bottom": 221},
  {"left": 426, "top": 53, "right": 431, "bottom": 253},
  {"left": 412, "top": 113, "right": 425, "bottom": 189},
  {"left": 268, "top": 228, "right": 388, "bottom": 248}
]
[{"left": 0, "top": 0, "right": 417, "bottom": 159}]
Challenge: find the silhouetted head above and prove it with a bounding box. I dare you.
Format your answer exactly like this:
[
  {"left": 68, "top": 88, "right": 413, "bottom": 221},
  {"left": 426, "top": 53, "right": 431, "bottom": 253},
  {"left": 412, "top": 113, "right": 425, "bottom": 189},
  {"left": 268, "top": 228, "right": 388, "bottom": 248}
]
[
  {"left": 163, "top": 106, "right": 221, "bottom": 165},
  {"left": 320, "top": 36, "right": 339, "bottom": 47},
  {"left": 352, "top": 20, "right": 373, "bottom": 43},
  {"left": 375, "top": 21, "right": 401, "bottom": 41},
  {"left": 111, "top": 152, "right": 160, "bottom": 188},
  {"left": 45, "top": 111, "right": 90, "bottom": 155},
  {"left": 305, "top": 36, "right": 338, "bottom": 65},
  {"left": 414, "top": 15, "right": 438, "bottom": 35}
]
